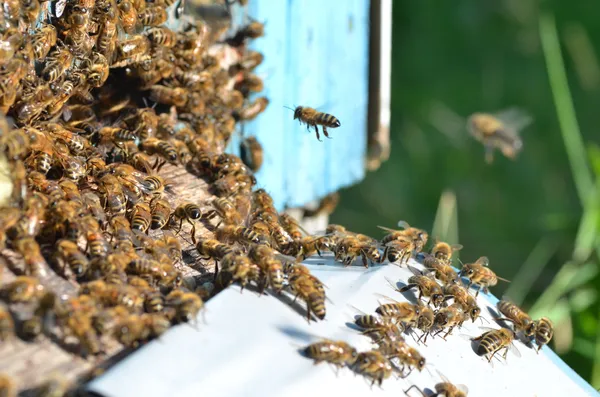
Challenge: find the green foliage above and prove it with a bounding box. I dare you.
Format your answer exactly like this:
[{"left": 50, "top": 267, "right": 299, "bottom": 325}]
[{"left": 332, "top": 0, "right": 600, "bottom": 386}]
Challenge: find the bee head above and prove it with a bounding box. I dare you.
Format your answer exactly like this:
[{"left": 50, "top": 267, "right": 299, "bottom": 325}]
[
  {"left": 293, "top": 106, "right": 302, "bottom": 120},
  {"left": 525, "top": 322, "right": 536, "bottom": 337}
]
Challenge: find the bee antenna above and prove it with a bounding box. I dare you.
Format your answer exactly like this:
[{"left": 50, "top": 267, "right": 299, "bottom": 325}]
[{"left": 283, "top": 106, "right": 295, "bottom": 111}]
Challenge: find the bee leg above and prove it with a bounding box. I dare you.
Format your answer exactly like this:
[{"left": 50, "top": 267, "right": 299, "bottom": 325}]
[
  {"left": 323, "top": 126, "right": 332, "bottom": 139},
  {"left": 475, "top": 285, "right": 481, "bottom": 297},
  {"left": 484, "top": 145, "right": 495, "bottom": 164},
  {"left": 361, "top": 252, "right": 368, "bottom": 268},
  {"left": 314, "top": 125, "right": 322, "bottom": 141},
  {"left": 190, "top": 224, "right": 197, "bottom": 245}
]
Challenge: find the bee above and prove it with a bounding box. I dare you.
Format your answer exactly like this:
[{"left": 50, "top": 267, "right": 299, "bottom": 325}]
[
  {"left": 0, "top": 306, "right": 15, "bottom": 341},
  {"left": 140, "top": 175, "right": 169, "bottom": 197},
  {"left": 21, "top": 315, "right": 43, "bottom": 341},
  {"left": 422, "top": 254, "right": 459, "bottom": 285},
  {"left": 130, "top": 202, "right": 152, "bottom": 233},
  {"left": 42, "top": 44, "right": 74, "bottom": 83},
  {"left": 83, "top": 192, "right": 107, "bottom": 229},
  {"left": 303, "top": 192, "right": 341, "bottom": 218},
  {"left": 88, "top": 52, "right": 110, "bottom": 87},
  {"left": 496, "top": 299, "right": 536, "bottom": 337},
  {"left": 334, "top": 236, "right": 381, "bottom": 267},
  {"left": 378, "top": 339, "right": 426, "bottom": 376},
  {"left": 0, "top": 128, "right": 31, "bottom": 160},
  {"left": 21, "top": 0, "right": 41, "bottom": 24},
  {"left": 405, "top": 371, "right": 469, "bottom": 397},
  {"left": 65, "top": 312, "right": 102, "bottom": 355},
  {"left": 196, "top": 238, "right": 236, "bottom": 261},
  {"left": 149, "top": 86, "right": 188, "bottom": 108},
  {"left": 467, "top": 109, "right": 530, "bottom": 164},
  {"left": 170, "top": 203, "right": 202, "bottom": 241},
  {"left": 2, "top": 276, "right": 45, "bottom": 303},
  {"left": 117, "top": 0, "right": 137, "bottom": 33},
  {"left": 227, "top": 21, "right": 265, "bottom": 47},
  {"left": 13, "top": 236, "right": 46, "bottom": 276},
  {"left": 144, "top": 26, "right": 177, "bottom": 47},
  {"left": 217, "top": 253, "right": 259, "bottom": 292},
  {"left": 353, "top": 313, "right": 403, "bottom": 343},
  {"left": 278, "top": 213, "right": 304, "bottom": 242},
  {"left": 289, "top": 235, "right": 333, "bottom": 260},
  {"left": 138, "top": 5, "right": 168, "bottom": 26},
  {"left": 431, "top": 304, "right": 467, "bottom": 340},
  {"left": 459, "top": 256, "right": 508, "bottom": 296},
  {"left": 379, "top": 221, "right": 428, "bottom": 253},
  {"left": 99, "top": 175, "right": 127, "bottom": 215},
  {"left": 113, "top": 35, "right": 150, "bottom": 68},
  {"left": 15, "top": 84, "right": 55, "bottom": 124},
  {"left": 472, "top": 327, "right": 520, "bottom": 363},
  {"left": 32, "top": 24, "right": 57, "bottom": 59},
  {"left": 150, "top": 198, "right": 172, "bottom": 230},
  {"left": 534, "top": 317, "right": 554, "bottom": 352},
  {"left": 290, "top": 106, "right": 341, "bottom": 142},
  {"left": 140, "top": 137, "right": 178, "bottom": 170},
  {"left": 236, "top": 97, "right": 269, "bottom": 121},
  {"left": 165, "top": 289, "right": 204, "bottom": 323},
  {"left": 395, "top": 266, "right": 444, "bottom": 307},
  {"left": 35, "top": 374, "right": 70, "bottom": 397},
  {"left": 206, "top": 197, "right": 243, "bottom": 226},
  {"left": 302, "top": 340, "right": 358, "bottom": 369},
  {"left": 215, "top": 224, "right": 267, "bottom": 246},
  {"left": 375, "top": 297, "right": 422, "bottom": 327},
  {"left": 240, "top": 136, "right": 263, "bottom": 172},
  {"left": 229, "top": 50, "right": 264, "bottom": 75},
  {"left": 96, "top": 8, "right": 118, "bottom": 59},
  {"left": 0, "top": 374, "right": 15, "bottom": 397},
  {"left": 383, "top": 238, "right": 415, "bottom": 266},
  {"left": 351, "top": 350, "right": 393, "bottom": 387},
  {"left": 431, "top": 240, "right": 463, "bottom": 266},
  {"left": 114, "top": 313, "right": 169, "bottom": 347},
  {"left": 443, "top": 283, "right": 481, "bottom": 322},
  {"left": 247, "top": 244, "right": 285, "bottom": 293},
  {"left": 56, "top": 239, "right": 90, "bottom": 278},
  {"left": 288, "top": 271, "right": 326, "bottom": 322}
]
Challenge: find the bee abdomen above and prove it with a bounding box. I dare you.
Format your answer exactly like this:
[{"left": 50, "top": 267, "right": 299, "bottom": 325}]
[{"left": 315, "top": 112, "right": 341, "bottom": 128}]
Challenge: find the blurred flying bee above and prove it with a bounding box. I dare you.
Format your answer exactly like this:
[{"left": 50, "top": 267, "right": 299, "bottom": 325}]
[
  {"left": 226, "top": 20, "right": 265, "bottom": 47},
  {"left": 467, "top": 108, "right": 531, "bottom": 164},
  {"left": 534, "top": 317, "right": 554, "bottom": 352},
  {"left": 394, "top": 266, "right": 444, "bottom": 307},
  {"left": 405, "top": 371, "right": 469, "bottom": 397},
  {"left": 302, "top": 339, "right": 358, "bottom": 369},
  {"left": 459, "top": 256, "right": 509, "bottom": 296},
  {"left": 240, "top": 136, "right": 263, "bottom": 172},
  {"left": 430, "top": 240, "right": 463, "bottom": 266},
  {"left": 496, "top": 299, "right": 536, "bottom": 337},
  {"left": 303, "top": 192, "right": 340, "bottom": 218},
  {"left": 471, "top": 327, "right": 520, "bottom": 363},
  {"left": 288, "top": 106, "right": 341, "bottom": 141},
  {"left": 351, "top": 350, "right": 393, "bottom": 387}
]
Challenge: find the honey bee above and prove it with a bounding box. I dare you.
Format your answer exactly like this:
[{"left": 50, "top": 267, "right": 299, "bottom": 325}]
[
  {"left": 472, "top": 327, "right": 520, "bottom": 363},
  {"left": 206, "top": 197, "right": 243, "bottom": 226},
  {"left": 303, "top": 192, "right": 340, "bottom": 218},
  {"left": 130, "top": 202, "right": 152, "bottom": 233},
  {"left": 56, "top": 239, "right": 90, "bottom": 278},
  {"left": 351, "top": 350, "right": 393, "bottom": 387},
  {"left": 383, "top": 238, "right": 415, "bottom": 266},
  {"left": 116, "top": 0, "right": 138, "bottom": 33},
  {"left": 215, "top": 224, "right": 267, "bottom": 246},
  {"left": 2, "top": 276, "right": 45, "bottom": 303},
  {"left": 113, "top": 35, "right": 150, "bottom": 67},
  {"left": 240, "top": 136, "right": 263, "bottom": 172},
  {"left": 42, "top": 44, "right": 74, "bottom": 83},
  {"left": 165, "top": 289, "right": 204, "bottom": 323},
  {"left": 431, "top": 303, "right": 467, "bottom": 340},
  {"left": 288, "top": 270, "right": 326, "bottom": 322},
  {"left": 459, "top": 256, "right": 508, "bottom": 296},
  {"left": 149, "top": 85, "right": 188, "bottom": 108},
  {"left": 227, "top": 21, "right": 265, "bottom": 47},
  {"left": 138, "top": 5, "right": 168, "bottom": 26},
  {"left": 99, "top": 174, "right": 127, "bottom": 215},
  {"left": 150, "top": 198, "right": 172, "bottom": 230},
  {"left": 302, "top": 340, "right": 358, "bottom": 369},
  {"left": 378, "top": 339, "right": 426, "bottom": 376},
  {"left": 496, "top": 299, "right": 535, "bottom": 337},
  {"left": 140, "top": 137, "right": 178, "bottom": 170},
  {"left": 170, "top": 203, "right": 202, "bottom": 241},
  {"left": 15, "top": 84, "right": 54, "bottom": 124},
  {"left": 217, "top": 253, "right": 259, "bottom": 291},
  {"left": 145, "top": 26, "right": 177, "bottom": 47},
  {"left": 405, "top": 371, "right": 469, "bottom": 397},
  {"left": 140, "top": 175, "right": 169, "bottom": 196},
  {"left": 288, "top": 235, "right": 333, "bottom": 260},
  {"left": 65, "top": 311, "right": 102, "bottom": 355},
  {"left": 13, "top": 236, "right": 46, "bottom": 276},
  {"left": 35, "top": 374, "right": 70, "bottom": 397},
  {"left": 431, "top": 240, "right": 463, "bottom": 266},
  {"left": 0, "top": 306, "right": 15, "bottom": 341},
  {"left": 21, "top": 315, "right": 43, "bottom": 341},
  {"left": 247, "top": 244, "right": 285, "bottom": 293},
  {"left": 443, "top": 283, "right": 481, "bottom": 322},
  {"left": 422, "top": 254, "right": 459, "bottom": 285},
  {"left": 534, "top": 317, "right": 554, "bottom": 352},
  {"left": 196, "top": 238, "right": 236, "bottom": 261},
  {"left": 0, "top": 128, "right": 31, "bottom": 160},
  {"left": 352, "top": 306, "right": 403, "bottom": 343},
  {"left": 289, "top": 106, "right": 341, "bottom": 141},
  {"left": 32, "top": 24, "right": 57, "bottom": 59},
  {"left": 236, "top": 97, "right": 269, "bottom": 121},
  {"left": 114, "top": 313, "right": 170, "bottom": 347},
  {"left": 278, "top": 213, "right": 304, "bottom": 242},
  {"left": 87, "top": 52, "right": 110, "bottom": 87},
  {"left": 21, "top": 0, "right": 41, "bottom": 24},
  {"left": 467, "top": 109, "right": 531, "bottom": 164},
  {"left": 0, "top": 374, "right": 15, "bottom": 397},
  {"left": 334, "top": 236, "right": 381, "bottom": 268},
  {"left": 375, "top": 297, "right": 422, "bottom": 327},
  {"left": 379, "top": 221, "right": 428, "bottom": 253},
  {"left": 395, "top": 266, "right": 444, "bottom": 307}
]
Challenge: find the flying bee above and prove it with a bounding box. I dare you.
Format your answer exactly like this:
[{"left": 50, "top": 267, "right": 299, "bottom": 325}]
[
  {"left": 32, "top": 24, "right": 57, "bottom": 59},
  {"left": 130, "top": 202, "right": 152, "bottom": 233},
  {"left": 351, "top": 350, "right": 393, "bottom": 388},
  {"left": 459, "top": 256, "right": 509, "bottom": 296},
  {"left": 394, "top": 266, "right": 444, "bottom": 308},
  {"left": 496, "top": 299, "right": 536, "bottom": 337},
  {"left": 138, "top": 5, "right": 168, "bottom": 26},
  {"left": 0, "top": 306, "right": 15, "bottom": 341},
  {"left": 287, "top": 106, "right": 341, "bottom": 141},
  {"left": 240, "top": 136, "right": 263, "bottom": 172},
  {"left": 302, "top": 339, "right": 358, "bottom": 369},
  {"left": 422, "top": 254, "right": 459, "bottom": 286},
  {"left": 443, "top": 283, "right": 481, "bottom": 322},
  {"left": 150, "top": 198, "right": 172, "bottom": 230},
  {"left": 431, "top": 240, "right": 463, "bottom": 266},
  {"left": 378, "top": 339, "right": 426, "bottom": 376},
  {"left": 467, "top": 109, "right": 531, "bottom": 164},
  {"left": 534, "top": 317, "right": 554, "bottom": 352},
  {"left": 472, "top": 327, "right": 520, "bottom": 363},
  {"left": 227, "top": 21, "right": 265, "bottom": 47},
  {"left": 170, "top": 203, "right": 202, "bottom": 242},
  {"left": 236, "top": 96, "right": 269, "bottom": 121},
  {"left": 303, "top": 192, "right": 341, "bottom": 218},
  {"left": 2, "top": 276, "right": 45, "bottom": 303}
]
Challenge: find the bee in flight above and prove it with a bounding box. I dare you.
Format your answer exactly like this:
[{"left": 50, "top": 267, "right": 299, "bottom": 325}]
[
  {"left": 467, "top": 108, "right": 531, "bottom": 164},
  {"left": 286, "top": 106, "right": 341, "bottom": 141}
]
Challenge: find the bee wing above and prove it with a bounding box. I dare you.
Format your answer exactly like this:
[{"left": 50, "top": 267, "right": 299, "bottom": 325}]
[
  {"left": 508, "top": 341, "right": 521, "bottom": 358},
  {"left": 407, "top": 264, "right": 424, "bottom": 276},
  {"left": 384, "top": 276, "right": 400, "bottom": 291},
  {"left": 397, "top": 220, "right": 412, "bottom": 229},
  {"left": 457, "top": 384, "right": 469, "bottom": 394},
  {"left": 451, "top": 244, "right": 463, "bottom": 251},
  {"left": 373, "top": 292, "right": 405, "bottom": 304},
  {"left": 494, "top": 107, "right": 532, "bottom": 133},
  {"left": 475, "top": 256, "right": 489, "bottom": 266},
  {"left": 347, "top": 304, "right": 368, "bottom": 316}
]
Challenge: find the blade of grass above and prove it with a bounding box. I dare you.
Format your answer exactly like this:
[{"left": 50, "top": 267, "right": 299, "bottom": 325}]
[
  {"left": 431, "top": 190, "right": 458, "bottom": 244},
  {"left": 504, "top": 237, "right": 556, "bottom": 305},
  {"left": 539, "top": 13, "right": 594, "bottom": 205},
  {"left": 593, "top": 304, "right": 600, "bottom": 387}
]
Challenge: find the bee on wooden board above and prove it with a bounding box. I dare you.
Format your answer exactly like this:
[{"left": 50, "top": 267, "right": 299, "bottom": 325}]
[
  {"left": 286, "top": 106, "right": 341, "bottom": 141},
  {"left": 302, "top": 339, "right": 358, "bottom": 369},
  {"left": 467, "top": 108, "right": 531, "bottom": 164}
]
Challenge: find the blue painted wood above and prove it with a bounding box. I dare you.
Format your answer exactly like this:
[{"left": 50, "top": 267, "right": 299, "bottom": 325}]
[{"left": 231, "top": 0, "right": 370, "bottom": 211}]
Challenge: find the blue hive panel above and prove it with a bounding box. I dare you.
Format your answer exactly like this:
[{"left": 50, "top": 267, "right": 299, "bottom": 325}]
[{"left": 229, "top": 0, "right": 370, "bottom": 211}]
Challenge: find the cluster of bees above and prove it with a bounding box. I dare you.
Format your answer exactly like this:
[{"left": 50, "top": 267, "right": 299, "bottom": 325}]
[{"left": 301, "top": 224, "right": 555, "bottom": 394}]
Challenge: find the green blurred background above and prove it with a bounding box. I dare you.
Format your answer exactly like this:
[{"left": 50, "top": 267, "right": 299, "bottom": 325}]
[{"left": 332, "top": 0, "right": 600, "bottom": 387}]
